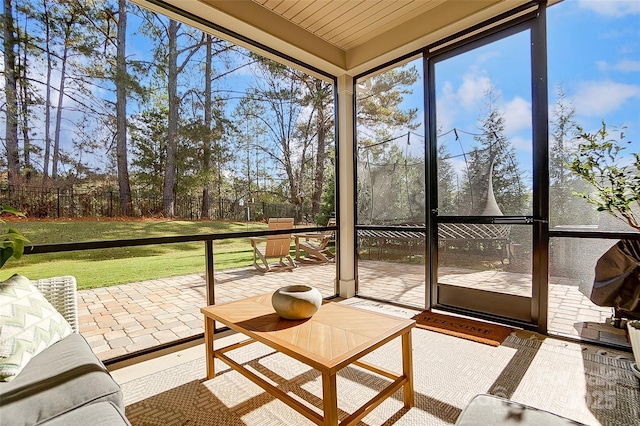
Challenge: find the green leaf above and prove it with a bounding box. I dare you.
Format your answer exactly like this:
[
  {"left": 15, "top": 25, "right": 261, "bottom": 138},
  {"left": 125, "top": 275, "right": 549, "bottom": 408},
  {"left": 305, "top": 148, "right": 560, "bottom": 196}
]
[
  {"left": 7, "top": 228, "right": 30, "bottom": 244},
  {"left": 567, "top": 122, "right": 639, "bottom": 231},
  {"left": 0, "top": 207, "right": 30, "bottom": 268},
  {"left": 0, "top": 205, "right": 26, "bottom": 218},
  {"left": 0, "top": 247, "right": 14, "bottom": 269}
]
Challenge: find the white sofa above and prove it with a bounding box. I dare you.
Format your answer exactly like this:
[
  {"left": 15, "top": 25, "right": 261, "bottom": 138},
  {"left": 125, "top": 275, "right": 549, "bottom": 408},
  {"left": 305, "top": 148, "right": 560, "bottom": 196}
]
[{"left": 0, "top": 276, "right": 130, "bottom": 425}]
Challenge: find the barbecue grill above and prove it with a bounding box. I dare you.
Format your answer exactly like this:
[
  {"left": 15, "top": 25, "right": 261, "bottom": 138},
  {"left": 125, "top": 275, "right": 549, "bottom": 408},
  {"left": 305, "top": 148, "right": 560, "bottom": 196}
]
[{"left": 588, "top": 239, "right": 640, "bottom": 328}]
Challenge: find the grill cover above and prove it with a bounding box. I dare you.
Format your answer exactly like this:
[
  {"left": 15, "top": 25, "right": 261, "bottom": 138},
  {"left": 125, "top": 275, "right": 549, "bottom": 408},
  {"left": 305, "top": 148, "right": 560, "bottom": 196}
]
[{"left": 589, "top": 239, "right": 640, "bottom": 314}]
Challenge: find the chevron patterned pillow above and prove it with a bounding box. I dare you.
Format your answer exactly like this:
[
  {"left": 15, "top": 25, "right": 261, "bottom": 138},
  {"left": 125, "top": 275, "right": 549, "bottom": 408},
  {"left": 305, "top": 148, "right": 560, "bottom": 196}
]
[{"left": 0, "top": 274, "right": 73, "bottom": 381}]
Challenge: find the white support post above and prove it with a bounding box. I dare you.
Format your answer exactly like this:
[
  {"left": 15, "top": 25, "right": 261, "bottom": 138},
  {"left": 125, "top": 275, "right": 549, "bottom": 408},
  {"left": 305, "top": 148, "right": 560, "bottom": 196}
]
[{"left": 337, "top": 74, "right": 356, "bottom": 298}]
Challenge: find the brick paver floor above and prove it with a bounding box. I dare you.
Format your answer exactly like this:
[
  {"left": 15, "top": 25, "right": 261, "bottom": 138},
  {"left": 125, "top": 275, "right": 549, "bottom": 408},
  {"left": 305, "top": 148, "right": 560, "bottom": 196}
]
[{"left": 77, "top": 260, "right": 625, "bottom": 361}]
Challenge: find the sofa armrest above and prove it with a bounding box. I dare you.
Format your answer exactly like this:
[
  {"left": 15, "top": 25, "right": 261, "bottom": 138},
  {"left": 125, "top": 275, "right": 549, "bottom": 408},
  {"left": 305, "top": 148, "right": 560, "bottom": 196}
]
[{"left": 0, "top": 334, "right": 124, "bottom": 426}]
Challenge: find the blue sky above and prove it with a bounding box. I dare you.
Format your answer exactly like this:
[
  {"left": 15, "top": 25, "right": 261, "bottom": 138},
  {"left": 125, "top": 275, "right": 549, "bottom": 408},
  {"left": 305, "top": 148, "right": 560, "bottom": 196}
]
[
  {"left": 548, "top": 0, "right": 640, "bottom": 137},
  {"left": 386, "top": 0, "right": 640, "bottom": 190},
  {"left": 5, "top": 0, "right": 638, "bottom": 181}
]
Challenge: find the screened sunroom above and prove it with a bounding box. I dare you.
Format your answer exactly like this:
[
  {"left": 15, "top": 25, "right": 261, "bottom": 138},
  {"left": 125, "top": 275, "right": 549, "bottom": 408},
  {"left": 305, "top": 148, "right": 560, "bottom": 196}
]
[
  {"left": 3, "top": 0, "right": 639, "bottom": 425},
  {"left": 118, "top": 0, "right": 640, "bottom": 345}
]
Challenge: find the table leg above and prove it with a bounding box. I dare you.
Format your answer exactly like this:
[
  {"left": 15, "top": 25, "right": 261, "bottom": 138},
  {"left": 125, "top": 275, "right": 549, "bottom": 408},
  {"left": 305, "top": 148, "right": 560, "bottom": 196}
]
[
  {"left": 322, "top": 371, "right": 339, "bottom": 426},
  {"left": 205, "top": 316, "right": 215, "bottom": 380},
  {"left": 402, "top": 330, "right": 414, "bottom": 408}
]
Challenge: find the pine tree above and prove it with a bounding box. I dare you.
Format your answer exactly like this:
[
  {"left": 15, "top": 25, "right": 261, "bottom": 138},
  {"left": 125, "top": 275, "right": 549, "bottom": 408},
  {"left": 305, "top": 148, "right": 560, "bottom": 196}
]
[
  {"left": 437, "top": 143, "right": 458, "bottom": 215},
  {"left": 548, "top": 84, "right": 595, "bottom": 226},
  {"left": 462, "top": 87, "right": 527, "bottom": 216},
  {"left": 355, "top": 64, "right": 420, "bottom": 224},
  {"left": 3, "top": 0, "right": 21, "bottom": 183},
  {"left": 114, "top": 0, "right": 132, "bottom": 215}
]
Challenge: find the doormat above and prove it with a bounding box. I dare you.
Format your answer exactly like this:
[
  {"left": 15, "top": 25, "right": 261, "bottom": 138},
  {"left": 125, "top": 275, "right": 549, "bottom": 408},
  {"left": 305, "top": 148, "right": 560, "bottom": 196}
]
[{"left": 411, "top": 310, "right": 513, "bottom": 346}]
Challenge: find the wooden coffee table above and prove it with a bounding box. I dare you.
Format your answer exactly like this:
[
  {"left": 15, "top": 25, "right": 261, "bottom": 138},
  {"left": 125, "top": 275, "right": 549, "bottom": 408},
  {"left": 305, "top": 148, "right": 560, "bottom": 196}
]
[{"left": 201, "top": 294, "right": 415, "bottom": 426}]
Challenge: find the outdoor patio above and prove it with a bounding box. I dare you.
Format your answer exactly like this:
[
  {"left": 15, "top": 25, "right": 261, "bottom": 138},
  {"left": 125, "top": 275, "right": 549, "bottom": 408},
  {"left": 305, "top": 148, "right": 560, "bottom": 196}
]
[{"left": 76, "top": 260, "right": 627, "bottom": 362}]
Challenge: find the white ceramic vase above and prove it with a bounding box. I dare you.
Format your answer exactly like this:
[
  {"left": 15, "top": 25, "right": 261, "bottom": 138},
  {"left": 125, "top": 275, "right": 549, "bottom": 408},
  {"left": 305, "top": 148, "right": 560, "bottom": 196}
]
[
  {"left": 271, "top": 285, "right": 322, "bottom": 320},
  {"left": 627, "top": 320, "right": 640, "bottom": 379}
]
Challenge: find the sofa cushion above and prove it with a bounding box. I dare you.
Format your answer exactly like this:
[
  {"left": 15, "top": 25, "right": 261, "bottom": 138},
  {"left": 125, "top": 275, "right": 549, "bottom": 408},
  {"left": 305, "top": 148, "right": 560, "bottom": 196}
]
[
  {"left": 0, "top": 333, "right": 124, "bottom": 426},
  {"left": 455, "top": 394, "right": 587, "bottom": 425},
  {"left": 40, "top": 401, "right": 130, "bottom": 426},
  {"left": 0, "top": 274, "right": 73, "bottom": 381}
]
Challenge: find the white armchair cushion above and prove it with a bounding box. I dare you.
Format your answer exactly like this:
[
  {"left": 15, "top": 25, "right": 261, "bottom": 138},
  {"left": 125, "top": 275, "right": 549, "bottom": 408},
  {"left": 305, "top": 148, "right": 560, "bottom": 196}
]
[{"left": 0, "top": 274, "right": 73, "bottom": 381}]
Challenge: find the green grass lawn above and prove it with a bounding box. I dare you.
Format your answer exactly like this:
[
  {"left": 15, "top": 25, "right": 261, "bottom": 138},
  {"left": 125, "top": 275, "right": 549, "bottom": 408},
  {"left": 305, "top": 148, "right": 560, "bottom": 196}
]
[{"left": 1, "top": 219, "right": 268, "bottom": 289}]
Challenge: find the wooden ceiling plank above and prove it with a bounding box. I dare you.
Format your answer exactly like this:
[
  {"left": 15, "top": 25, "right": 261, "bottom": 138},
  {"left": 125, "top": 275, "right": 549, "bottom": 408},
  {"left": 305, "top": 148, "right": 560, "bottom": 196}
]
[
  {"left": 278, "top": 1, "right": 313, "bottom": 20},
  {"left": 347, "top": 0, "right": 508, "bottom": 71},
  {"left": 315, "top": 0, "right": 381, "bottom": 38},
  {"left": 329, "top": 1, "right": 412, "bottom": 47},
  {"left": 289, "top": 0, "right": 332, "bottom": 29},
  {"left": 270, "top": 0, "right": 301, "bottom": 16},
  {"left": 340, "top": 0, "right": 447, "bottom": 50},
  {"left": 297, "top": 0, "right": 352, "bottom": 29},
  {"left": 306, "top": 0, "right": 366, "bottom": 34},
  {"left": 322, "top": 0, "right": 394, "bottom": 45},
  {"left": 258, "top": 0, "right": 283, "bottom": 12},
  {"left": 295, "top": 0, "right": 334, "bottom": 28}
]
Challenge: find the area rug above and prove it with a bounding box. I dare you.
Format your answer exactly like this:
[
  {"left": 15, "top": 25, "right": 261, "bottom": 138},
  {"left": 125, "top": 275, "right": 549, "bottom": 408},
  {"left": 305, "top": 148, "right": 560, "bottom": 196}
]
[
  {"left": 411, "top": 310, "right": 513, "bottom": 346},
  {"left": 120, "top": 329, "right": 640, "bottom": 426}
]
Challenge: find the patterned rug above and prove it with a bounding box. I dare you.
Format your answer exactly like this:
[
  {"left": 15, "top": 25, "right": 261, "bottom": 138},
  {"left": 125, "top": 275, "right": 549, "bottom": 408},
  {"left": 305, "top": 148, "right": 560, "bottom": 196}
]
[{"left": 120, "top": 321, "right": 639, "bottom": 426}]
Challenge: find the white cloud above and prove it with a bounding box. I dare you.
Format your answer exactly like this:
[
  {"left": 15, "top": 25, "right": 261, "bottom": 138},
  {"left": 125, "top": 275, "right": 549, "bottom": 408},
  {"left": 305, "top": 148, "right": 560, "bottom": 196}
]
[
  {"left": 437, "top": 69, "right": 497, "bottom": 139},
  {"left": 477, "top": 50, "right": 500, "bottom": 65},
  {"left": 598, "top": 59, "right": 640, "bottom": 72},
  {"left": 457, "top": 67, "right": 493, "bottom": 109},
  {"left": 574, "top": 80, "right": 640, "bottom": 116},
  {"left": 579, "top": 0, "right": 640, "bottom": 17},
  {"left": 436, "top": 81, "right": 457, "bottom": 132},
  {"left": 437, "top": 67, "right": 496, "bottom": 132},
  {"left": 503, "top": 96, "right": 531, "bottom": 134},
  {"left": 616, "top": 60, "right": 640, "bottom": 72},
  {"left": 510, "top": 136, "right": 532, "bottom": 153}
]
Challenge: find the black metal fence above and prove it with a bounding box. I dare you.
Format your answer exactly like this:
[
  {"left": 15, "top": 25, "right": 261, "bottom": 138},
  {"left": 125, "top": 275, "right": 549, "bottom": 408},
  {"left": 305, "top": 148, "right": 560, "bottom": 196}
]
[{"left": 0, "top": 185, "right": 310, "bottom": 221}]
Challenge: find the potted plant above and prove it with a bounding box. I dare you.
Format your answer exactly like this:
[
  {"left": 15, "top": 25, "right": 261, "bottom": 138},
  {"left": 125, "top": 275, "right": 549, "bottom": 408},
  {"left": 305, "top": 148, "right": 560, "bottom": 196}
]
[
  {"left": 628, "top": 321, "right": 640, "bottom": 379},
  {"left": 567, "top": 122, "right": 639, "bottom": 231},
  {"left": 567, "top": 123, "right": 640, "bottom": 378},
  {"left": 0, "top": 205, "right": 30, "bottom": 269}
]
